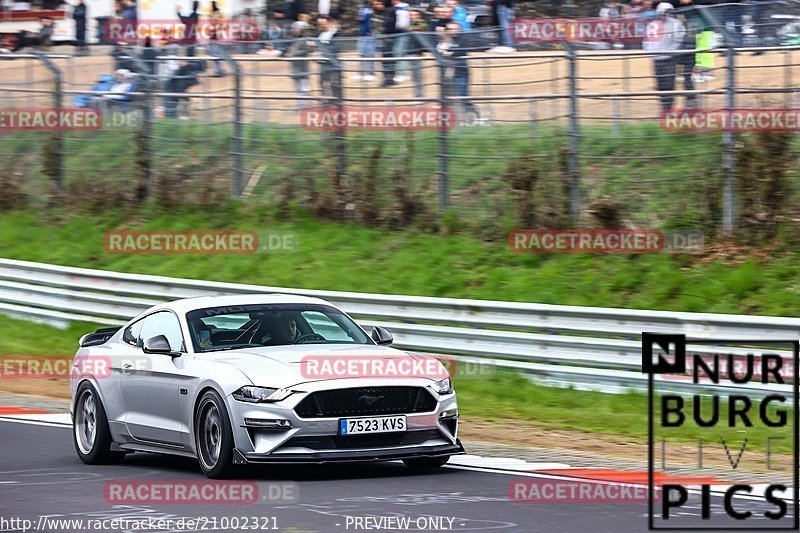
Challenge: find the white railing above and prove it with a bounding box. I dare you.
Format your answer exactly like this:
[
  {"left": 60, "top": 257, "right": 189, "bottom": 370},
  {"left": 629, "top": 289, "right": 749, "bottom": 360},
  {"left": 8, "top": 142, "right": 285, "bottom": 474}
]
[{"left": 0, "top": 258, "right": 795, "bottom": 397}]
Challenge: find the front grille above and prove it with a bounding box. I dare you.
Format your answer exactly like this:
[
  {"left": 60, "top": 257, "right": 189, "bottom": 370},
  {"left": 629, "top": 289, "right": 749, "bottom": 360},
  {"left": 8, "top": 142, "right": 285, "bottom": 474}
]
[
  {"left": 294, "top": 386, "right": 437, "bottom": 418},
  {"left": 282, "top": 429, "right": 443, "bottom": 450}
]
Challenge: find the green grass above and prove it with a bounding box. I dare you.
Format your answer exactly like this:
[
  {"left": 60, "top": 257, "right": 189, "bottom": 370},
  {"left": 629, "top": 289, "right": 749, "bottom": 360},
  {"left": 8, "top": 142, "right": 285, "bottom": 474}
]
[
  {"left": 455, "top": 370, "right": 794, "bottom": 454},
  {"left": 0, "top": 316, "right": 95, "bottom": 357},
  {"left": 1, "top": 208, "right": 800, "bottom": 315},
  {"left": 3, "top": 121, "right": 734, "bottom": 231}
]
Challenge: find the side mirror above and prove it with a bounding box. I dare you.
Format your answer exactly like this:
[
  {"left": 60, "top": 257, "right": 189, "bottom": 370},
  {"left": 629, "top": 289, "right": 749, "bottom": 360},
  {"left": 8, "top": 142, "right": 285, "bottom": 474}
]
[
  {"left": 143, "top": 335, "right": 179, "bottom": 356},
  {"left": 371, "top": 326, "right": 394, "bottom": 346}
]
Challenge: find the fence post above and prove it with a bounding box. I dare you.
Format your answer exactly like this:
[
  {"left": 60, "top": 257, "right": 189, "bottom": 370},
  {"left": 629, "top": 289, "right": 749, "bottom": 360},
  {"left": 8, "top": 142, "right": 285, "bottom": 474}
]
[
  {"left": 565, "top": 44, "right": 581, "bottom": 227},
  {"left": 125, "top": 47, "right": 153, "bottom": 201},
  {"left": 34, "top": 52, "right": 63, "bottom": 196},
  {"left": 410, "top": 31, "right": 450, "bottom": 214},
  {"left": 220, "top": 50, "right": 243, "bottom": 198},
  {"left": 722, "top": 46, "right": 736, "bottom": 237}
]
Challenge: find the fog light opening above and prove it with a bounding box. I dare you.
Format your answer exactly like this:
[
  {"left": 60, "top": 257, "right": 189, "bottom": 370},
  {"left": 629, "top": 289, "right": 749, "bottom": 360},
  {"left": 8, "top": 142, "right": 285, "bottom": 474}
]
[{"left": 244, "top": 418, "right": 293, "bottom": 429}]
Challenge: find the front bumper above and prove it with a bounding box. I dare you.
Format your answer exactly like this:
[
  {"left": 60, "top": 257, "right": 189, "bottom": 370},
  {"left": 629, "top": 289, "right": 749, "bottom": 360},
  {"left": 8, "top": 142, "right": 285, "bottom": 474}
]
[
  {"left": 235, "top": 439, "right": 465, "bottom": 464},
  {"left": 224, "top": 379, "right": 461, "bottom": 464}
]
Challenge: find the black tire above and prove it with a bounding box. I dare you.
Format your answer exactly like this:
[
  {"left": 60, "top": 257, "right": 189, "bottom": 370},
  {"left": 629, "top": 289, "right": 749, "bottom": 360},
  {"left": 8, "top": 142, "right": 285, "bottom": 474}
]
[
  {"left": 73, "top": 382, "right": 125, "bottom": 464},
  {"left": 194, "top": 389, "right": 235, "bottom": 479},
  {"left": 402, "top": 456, "right": 450, "bottom": 470}
]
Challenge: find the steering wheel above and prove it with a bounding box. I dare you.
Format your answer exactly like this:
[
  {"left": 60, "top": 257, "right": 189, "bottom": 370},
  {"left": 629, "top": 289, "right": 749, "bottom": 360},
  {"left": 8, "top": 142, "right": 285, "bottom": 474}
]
[{"left": 294, "top": 333, "right": 326, "bottom": 344}]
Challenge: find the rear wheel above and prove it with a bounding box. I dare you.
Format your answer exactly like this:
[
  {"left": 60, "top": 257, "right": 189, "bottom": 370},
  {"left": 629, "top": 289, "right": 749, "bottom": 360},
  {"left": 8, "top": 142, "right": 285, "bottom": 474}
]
[
  {"left": 73, "top": 382, "right": 125, "bottom": 464},
  {"left": 195, "top": 390, "right": 235, "bottom": 478},
  {"left": 403, "top": 456, "right": 450, "bottom": 470}
]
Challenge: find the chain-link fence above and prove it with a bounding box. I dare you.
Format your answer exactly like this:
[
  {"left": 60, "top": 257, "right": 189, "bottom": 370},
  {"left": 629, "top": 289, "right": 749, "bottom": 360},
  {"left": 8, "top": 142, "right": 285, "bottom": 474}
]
[{"left": 1, "top": 2, "right": 800, "bottom": 240}]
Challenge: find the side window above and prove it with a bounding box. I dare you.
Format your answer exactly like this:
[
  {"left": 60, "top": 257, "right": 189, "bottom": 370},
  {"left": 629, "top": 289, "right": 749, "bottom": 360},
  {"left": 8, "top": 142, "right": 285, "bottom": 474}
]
[
  {"left": 122, "top": 319, "right": 144, "bottom": 347},
  {"left": 301, "top": 311, "right": 352, "bottom": 341},
  {"left": 140, "top": 312, "right": 185, "bottom": 352}
]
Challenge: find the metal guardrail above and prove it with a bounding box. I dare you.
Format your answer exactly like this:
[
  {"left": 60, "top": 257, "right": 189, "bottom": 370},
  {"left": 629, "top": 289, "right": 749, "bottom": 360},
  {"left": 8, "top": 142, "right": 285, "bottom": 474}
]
[{"left": 0, "top": 257, "right": 794, "bottom": 398}]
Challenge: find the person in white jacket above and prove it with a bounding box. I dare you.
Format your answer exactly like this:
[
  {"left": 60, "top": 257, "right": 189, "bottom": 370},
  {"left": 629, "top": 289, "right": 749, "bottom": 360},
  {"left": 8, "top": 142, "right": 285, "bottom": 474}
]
[{"left": 643, "top": 2, "right": 685, "bottom": 112}]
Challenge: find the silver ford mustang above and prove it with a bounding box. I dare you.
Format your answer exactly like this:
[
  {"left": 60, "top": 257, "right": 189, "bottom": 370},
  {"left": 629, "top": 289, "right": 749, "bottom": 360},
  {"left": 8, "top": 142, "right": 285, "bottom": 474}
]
[{"left": 70, "top": 294, "right": 463, "bottom": 478}]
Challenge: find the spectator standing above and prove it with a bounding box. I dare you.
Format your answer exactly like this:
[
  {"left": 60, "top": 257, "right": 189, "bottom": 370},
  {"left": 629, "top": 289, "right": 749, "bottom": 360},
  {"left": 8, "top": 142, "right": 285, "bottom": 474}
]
[
  {"left": 141, "top": 36, "right": 158, "bottom": 75},
  {"left": 429, "top": 4, "right": 452, "bottom": 33},
  {"left": 643, "top": 2, "right": 685, "bottom": 112},
  {"left": 446, "top": 0, "right": 470, "bottom": 31},
  {"left": 317, "top": 15, "right": 342, "bottom": 100},
  {"left": 392, "top": 0, "right": 411, "bottom": 83},
  {"left": 675, "top": 0, "right": 702, "bottom": 106},
  {"left": 121, "top": 0, "right": 137, "bottom": 22},
  {"left": 494, "top": 0, "right": 514, "bottom": 51},
  {"left": 285, "top": 20, "right": 312, "bottom": 107},
  {"left": 354, "top": 0, "right": 376, "bottom": 80},
  {"left": 10, "top": 17, "right": 54, "bottom": 52},
  {"left": 73, "top": 0, "right": 88, "bottom": 54},
  {"left": 437, "top": 21, "right": 478, "bottom": 121},
  {"left": 380, "top": 0, "right": 397, "bottom": 87},
  {"left": 407, "top": 8, "right": 428, "bottom": 98},
  {"left": 208, "top": 1, "right": 225, "bottom": 77}
]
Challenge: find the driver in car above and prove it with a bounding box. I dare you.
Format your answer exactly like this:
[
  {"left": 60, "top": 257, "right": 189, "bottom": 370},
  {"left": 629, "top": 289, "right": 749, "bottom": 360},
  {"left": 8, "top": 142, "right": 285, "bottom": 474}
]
[{"left": 266, "top": 316, "right": 298, "bottom": 345}]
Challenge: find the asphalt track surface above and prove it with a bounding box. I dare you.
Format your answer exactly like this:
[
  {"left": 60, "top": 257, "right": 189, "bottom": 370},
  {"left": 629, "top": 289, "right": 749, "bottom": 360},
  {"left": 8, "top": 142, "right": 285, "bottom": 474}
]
[{"left": 0, "top": 418, "right": 795, "bottom": 533}]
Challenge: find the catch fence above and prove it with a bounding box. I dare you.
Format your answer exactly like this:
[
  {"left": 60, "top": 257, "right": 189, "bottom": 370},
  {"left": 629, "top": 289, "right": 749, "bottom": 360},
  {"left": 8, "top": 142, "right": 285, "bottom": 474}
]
[{"left": 2, "top": 2, "right": 800, "bottom": 237}]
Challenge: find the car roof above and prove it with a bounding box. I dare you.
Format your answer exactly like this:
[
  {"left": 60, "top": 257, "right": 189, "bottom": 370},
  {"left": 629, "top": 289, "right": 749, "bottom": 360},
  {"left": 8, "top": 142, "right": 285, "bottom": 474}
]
[{"left": 148, "top": 293, "right": 335, "bottom": 316}]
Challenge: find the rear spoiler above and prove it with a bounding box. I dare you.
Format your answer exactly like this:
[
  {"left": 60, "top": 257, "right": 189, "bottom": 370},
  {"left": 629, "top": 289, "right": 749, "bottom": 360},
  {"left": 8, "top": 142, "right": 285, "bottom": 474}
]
[{"left": 79, "top": 327, "right": 120, "bottom": 348}]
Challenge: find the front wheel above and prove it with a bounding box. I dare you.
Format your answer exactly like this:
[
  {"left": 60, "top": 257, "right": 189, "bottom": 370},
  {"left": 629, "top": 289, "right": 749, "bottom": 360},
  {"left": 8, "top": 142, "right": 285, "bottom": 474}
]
[
  {"left": 195, "top": 390, "right": 235, "bottom": 478},
  {"left": 403, "top": 456, "right": 450, "bottom": 470},
  {"left": 73, "top": 382, "right": 125, "bottom": 464}
]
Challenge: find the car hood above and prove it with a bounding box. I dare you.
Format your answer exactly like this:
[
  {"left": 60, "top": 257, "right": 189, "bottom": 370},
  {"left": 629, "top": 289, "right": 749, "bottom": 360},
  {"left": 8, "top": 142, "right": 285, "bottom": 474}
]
[{"left": 203, "top": 344, "right": 445, "bottom": 389}]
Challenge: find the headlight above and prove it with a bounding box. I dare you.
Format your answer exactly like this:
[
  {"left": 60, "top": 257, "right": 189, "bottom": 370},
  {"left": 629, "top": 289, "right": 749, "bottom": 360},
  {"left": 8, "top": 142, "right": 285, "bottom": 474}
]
[
  {"left": 435, "top": 377, "right": 453, "bottom": 395},
  {"left": 232, "top": 386, "right": 294, "bottom": 403}
]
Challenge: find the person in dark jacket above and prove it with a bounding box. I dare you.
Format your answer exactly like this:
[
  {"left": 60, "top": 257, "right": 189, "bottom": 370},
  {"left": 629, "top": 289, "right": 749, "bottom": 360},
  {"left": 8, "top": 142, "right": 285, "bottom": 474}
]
[
  {"left": 355, "top": 0, "right": 376, "bottom": 80},
  {"left": 73, "top": 0, "right": 88, "bottom": 54},
  {"left": 10, "top": 17, "right": 54, "bottom": 52},
  {"left": 286, "top": 21, "right": 312, "bottom": 107},
  {"left": 437, "top": 21, "right": 478, "bottom": 120},
  {"left": 675, "top": 0, "right": 703, "bottom": 108},
  {"left": 317, "top": 15, "right": 342, "bottom": 100},
  {"left": 429, "top": 4, "right": 452, "bottom": 32},
  {"left": 407, "top": 8, "right": 428, "bottom": 98},
  {"left": 379, "top": 0, "right": 397, "bottom": 87},
  {"left": 140, "top": 36, "right": 159, "bottom": 76},
  {"left": 121, "top": 0, "right": 137, "bottom": 22}
]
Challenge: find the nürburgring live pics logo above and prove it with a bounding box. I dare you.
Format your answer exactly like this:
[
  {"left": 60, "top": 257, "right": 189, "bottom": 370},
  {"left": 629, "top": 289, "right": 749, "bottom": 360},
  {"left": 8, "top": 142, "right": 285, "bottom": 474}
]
[{"left": 643, "top": 332, "right": 799, "bottom": 530}]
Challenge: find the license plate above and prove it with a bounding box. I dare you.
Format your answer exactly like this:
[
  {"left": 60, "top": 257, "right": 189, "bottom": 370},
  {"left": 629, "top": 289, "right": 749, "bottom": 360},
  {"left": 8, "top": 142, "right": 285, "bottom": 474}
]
[{"left": 339, "top": 415, "right": 407, "bottom": 435}]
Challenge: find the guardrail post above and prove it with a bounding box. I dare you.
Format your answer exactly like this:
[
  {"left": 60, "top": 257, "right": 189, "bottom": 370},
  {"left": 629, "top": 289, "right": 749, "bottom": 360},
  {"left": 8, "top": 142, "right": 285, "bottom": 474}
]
[
  {"left": 220, "top": 49, "right": 243, "bottom": 198},
  {"left": 34, "top": 52, "right": 63, "bottom": 196},
  {"left": 565, "top": 44, "right": 581, "bottom": 227},
  {"left": 722, "top": 46, "right": 737, "bottom": 237}
]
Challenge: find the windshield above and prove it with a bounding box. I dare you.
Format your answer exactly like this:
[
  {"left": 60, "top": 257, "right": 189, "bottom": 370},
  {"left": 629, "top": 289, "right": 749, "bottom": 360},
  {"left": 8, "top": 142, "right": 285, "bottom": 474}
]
[{"left": 186, "top": 303, "right": 371, "bottom": 352}]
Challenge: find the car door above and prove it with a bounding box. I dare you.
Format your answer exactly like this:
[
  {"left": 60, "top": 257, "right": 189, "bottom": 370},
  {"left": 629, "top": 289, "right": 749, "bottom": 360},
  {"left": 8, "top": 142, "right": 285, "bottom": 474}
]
[{"left": 122, "top": 311, "right": 193, "bottom": 446}]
